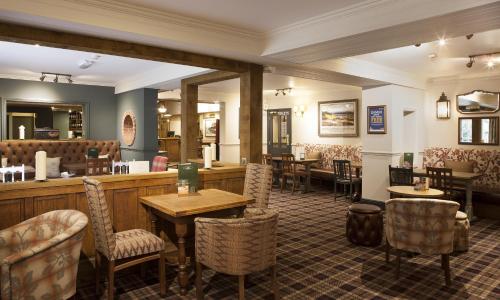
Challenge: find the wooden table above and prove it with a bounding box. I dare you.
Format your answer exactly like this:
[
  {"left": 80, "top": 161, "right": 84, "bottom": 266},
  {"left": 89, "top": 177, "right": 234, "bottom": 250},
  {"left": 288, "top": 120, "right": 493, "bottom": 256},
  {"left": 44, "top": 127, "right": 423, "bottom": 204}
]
[
  {"left": 140, "top": 189, "right": 254, "bottom": 295},
  {"left": 272, "top": 157, "right": 320, "bottom": 192},
  {"left": 387, "top": 185, "right": 444, "bottom": 198},
  {"left": 414, "top": 168, "right": 481, "bottom": 220}
]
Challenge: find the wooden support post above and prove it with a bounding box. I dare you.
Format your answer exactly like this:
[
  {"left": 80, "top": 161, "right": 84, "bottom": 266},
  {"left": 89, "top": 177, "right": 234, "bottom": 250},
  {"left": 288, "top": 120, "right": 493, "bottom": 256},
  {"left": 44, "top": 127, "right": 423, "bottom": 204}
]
[
  {"left": 239, "top": 64, "right": 263, "bottom": 163},
  {"left": 181, "top": 81, "right": 199, "bottom": 162}
]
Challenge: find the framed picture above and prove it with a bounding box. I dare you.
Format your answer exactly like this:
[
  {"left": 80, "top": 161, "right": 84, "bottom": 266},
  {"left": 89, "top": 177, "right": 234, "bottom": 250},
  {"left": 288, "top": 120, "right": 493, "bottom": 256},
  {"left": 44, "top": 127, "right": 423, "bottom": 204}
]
[
  {"left": 204, "top": 118, "right": 217, "bottom": 137},
  {"left": 367, "top": 105, "right": 387, "bottom": 134},
  {"left": 318, "top": 99, "right": 359, "bottom": 137}
]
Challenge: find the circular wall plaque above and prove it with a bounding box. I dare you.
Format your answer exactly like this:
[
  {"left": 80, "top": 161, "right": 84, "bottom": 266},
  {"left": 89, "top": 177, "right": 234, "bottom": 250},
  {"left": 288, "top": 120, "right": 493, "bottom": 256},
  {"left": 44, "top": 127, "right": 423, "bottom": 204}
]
[{"left": 122, "top": 111, "right": 136, "bottom": 146}]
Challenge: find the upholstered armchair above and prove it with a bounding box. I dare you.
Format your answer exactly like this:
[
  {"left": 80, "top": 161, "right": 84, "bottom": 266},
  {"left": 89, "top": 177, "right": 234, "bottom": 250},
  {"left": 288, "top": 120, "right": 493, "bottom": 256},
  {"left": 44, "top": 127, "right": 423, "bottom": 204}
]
[
  {"left": 243, "top": 163, "right": 273, "bottom": 208},
  {"left": 385, "top": 199, "right": 459, "bottom": 286},
  {"left": 82, "top": 177, "right": 166, "bottom": 299},
  {"left": 0, "top": 210, "right": 88, "bottom": 300},
  {"left": 195, "top": 208, "right": 279, "bottom": 300}
]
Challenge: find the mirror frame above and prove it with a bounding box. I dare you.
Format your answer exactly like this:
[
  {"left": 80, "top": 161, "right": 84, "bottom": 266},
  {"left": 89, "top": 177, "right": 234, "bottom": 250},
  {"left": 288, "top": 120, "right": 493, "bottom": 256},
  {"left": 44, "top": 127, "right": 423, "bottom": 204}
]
[
  {"left": 456, "top": 90, "right": 500, "bottom": 114},
  {"left": 458, "top": 116, "right": 499, "bottom": 146}
]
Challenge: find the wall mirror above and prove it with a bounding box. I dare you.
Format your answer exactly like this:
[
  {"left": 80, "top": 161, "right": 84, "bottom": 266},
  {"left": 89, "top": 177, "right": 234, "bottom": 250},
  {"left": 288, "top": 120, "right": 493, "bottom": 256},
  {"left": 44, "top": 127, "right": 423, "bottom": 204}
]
[
  {"left": 456, "top": 90, "right": 500, "bottom": 114},
  {"left": 458, "top": 117, "right": 499, "bottom": 145}
]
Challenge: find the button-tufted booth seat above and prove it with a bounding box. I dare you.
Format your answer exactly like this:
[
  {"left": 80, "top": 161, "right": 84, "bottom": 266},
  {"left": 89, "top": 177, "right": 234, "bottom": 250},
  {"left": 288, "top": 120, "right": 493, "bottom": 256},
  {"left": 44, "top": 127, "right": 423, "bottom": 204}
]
[{"left": 0, "top": 140, "right": 121, "bottom": 176}]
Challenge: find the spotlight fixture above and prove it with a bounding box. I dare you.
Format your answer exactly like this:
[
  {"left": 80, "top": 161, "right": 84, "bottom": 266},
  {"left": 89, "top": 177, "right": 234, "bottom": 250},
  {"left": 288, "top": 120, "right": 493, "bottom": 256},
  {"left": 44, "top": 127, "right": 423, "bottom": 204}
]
[
  {"left": 414, "top": 43, "right": 421, "bottom": 47},
  {"left": 158, "top": 104, "right": 167, "bottom": 114},
  {"left": 274, "top": 88, "right": 293, "bottom": 96},
  {"left": 466, "top": 34, "right": 474, "bottom": 40},
  {"left": 465, "top": 52, "right": 500, "bottom": 69},
  {"left": 466, "top": 57, "right": 474, "bottom": 68},
  {"left": 39, "top": 72, "right": 74, "bottom": 83}
]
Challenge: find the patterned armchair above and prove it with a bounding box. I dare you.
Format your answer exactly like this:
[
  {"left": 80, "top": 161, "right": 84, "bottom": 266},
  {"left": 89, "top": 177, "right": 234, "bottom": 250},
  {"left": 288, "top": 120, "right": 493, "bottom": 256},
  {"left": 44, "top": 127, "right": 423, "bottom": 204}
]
[
  {"left": 195, "top": 208, "right": 279, "bottom": 300},
  {"left": 244, "top": 163, "right": 273, "bottom": 208},
  {"left": 0, "top": 210, "right": 88, "bottom": 300},
  {"left": 82, "top": 177, "right": 166, "bottom": 299},
  {"left": 385, "top": 199, "right": 459, "bottom": 286}
]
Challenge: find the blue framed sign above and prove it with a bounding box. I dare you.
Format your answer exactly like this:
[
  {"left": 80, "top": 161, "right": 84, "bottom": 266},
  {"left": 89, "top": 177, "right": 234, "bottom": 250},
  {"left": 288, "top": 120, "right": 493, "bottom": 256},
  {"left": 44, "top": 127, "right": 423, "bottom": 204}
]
[{"left": 367, "top": 105, "right": 386, "bottom": 134}]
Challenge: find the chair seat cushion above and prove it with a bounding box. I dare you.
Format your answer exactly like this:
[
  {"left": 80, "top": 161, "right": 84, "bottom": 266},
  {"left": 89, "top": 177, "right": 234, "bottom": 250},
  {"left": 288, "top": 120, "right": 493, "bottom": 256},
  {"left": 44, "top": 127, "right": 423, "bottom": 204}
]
[
  {"left": 349, "top": 203, "right": 381, "bottom": 214},
  {"left": 456, "top": 211, "right": 468, "bottom": 220},
  {"left": 113, "top": 229, "right": 164, "bottom": 260}
]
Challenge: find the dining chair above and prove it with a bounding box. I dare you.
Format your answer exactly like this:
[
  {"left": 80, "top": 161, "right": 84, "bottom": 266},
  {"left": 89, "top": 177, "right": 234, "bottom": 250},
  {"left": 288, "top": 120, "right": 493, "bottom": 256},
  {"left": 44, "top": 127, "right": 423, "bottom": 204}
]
[
  {"left": 83, "top": 177, "right": 166, "bottom": 299},
  {"left": 388, "top": 165, "right": 414, "bottom": 198},
  {"left": 244, "top": 163, "right": 273, "bottom": 208},
  {"left": 385, "top": 198, "right": 459, "bottom": 286},
  {"left": 262, "top": 154, "right": 281, "bottom": 188},
  {"left": 426, "top": 167, "right": 453, "bottom": 200},
  {"left": 0, "top": 210, "right": 88, "bottom": 300},
  {"left": 280, "top": 153, "right": 307, "bottom": 194},
  {"left": 333, "top": 160, "right": 361, "bottom": 201},
  {"left": 195, "top": 208, "right": 279, "bottom": 300},
  {"left": 151, "top": 155, "right": 169, "bottom": 172}
]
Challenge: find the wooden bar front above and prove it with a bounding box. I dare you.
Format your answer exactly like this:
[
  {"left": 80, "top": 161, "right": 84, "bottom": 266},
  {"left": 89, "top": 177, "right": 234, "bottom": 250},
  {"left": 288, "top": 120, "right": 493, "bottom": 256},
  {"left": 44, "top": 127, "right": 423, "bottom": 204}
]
[{"left": 0, "top": 166, "right": 245, "bottom": 258}]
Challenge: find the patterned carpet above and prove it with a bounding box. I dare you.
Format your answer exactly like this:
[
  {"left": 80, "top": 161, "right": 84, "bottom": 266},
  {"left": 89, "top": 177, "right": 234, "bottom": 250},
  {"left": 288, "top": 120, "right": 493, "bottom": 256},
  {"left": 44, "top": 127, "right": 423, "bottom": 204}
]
[{"left": 77, "top": 187, "right": 500, "bottom": 299}]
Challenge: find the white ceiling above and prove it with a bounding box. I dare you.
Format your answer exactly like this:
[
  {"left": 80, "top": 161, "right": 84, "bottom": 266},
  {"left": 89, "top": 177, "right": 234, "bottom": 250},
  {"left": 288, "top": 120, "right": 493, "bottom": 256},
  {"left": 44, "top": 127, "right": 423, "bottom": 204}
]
[
  {"left": 201, "top": 73, "right": 359, "bottom": 95},
  {"left": 0, "top": 41, "right": 197, "bottom": 86},
  {"left": 122, "top": 0, "right": 363, "bottom": 32},
  {"left": 350, "top": 29, "right": 500, "bottom": 79}
]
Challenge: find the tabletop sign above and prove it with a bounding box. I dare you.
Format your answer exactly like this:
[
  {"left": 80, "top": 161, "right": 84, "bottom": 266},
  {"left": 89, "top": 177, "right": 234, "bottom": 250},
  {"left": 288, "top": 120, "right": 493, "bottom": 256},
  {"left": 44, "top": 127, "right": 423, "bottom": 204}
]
[{"left": 367, "top": 105, "right": 386, "bottom": 134}]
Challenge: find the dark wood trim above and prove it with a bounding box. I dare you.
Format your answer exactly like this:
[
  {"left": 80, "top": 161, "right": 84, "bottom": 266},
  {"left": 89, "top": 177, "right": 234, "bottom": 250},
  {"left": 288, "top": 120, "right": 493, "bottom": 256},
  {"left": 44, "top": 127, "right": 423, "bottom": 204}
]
[
  {"left": 456, "top": 90, "right": 500, "bottom": 114},
  {"left": 182, "top": 70, "right": 240, "bottom": 86},
  {"left": 458, "top": 116, "right": 499, "bottom": 146},
  {"left": 0, "top": 21, "right": 251, "bottom": 73}
]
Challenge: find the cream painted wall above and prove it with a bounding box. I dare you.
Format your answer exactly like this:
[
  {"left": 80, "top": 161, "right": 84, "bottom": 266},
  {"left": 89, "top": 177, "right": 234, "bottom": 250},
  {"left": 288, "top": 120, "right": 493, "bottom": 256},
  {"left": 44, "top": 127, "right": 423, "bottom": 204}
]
[{"left": 424, "top": 76, "right": 500, "bottom": 150}]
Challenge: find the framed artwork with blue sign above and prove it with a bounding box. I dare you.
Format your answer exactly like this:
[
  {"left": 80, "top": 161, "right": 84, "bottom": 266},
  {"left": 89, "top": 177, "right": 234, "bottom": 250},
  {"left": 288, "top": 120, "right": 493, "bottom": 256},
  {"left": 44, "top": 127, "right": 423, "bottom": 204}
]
[{"left": 367, "top": 105, "right": 387, "bottom": 134}]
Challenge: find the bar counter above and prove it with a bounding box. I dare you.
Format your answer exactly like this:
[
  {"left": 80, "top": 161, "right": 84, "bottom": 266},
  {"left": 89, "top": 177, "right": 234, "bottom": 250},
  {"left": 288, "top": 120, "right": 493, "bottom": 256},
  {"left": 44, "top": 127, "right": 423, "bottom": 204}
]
[{"left": 0, "top": 165, "right": 246, "bottom": 257}]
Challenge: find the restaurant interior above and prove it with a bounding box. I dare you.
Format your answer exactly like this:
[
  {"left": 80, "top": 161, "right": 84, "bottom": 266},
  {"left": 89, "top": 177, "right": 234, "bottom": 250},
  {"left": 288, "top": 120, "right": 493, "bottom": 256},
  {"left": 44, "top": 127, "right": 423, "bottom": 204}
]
[{"left": 0, "top": 1, "right": 498, "bottom": 299}]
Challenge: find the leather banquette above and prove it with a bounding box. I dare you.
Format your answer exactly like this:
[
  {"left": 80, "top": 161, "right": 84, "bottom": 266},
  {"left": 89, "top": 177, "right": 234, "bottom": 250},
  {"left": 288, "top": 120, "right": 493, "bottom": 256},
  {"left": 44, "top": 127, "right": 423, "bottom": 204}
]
[{"left": 0, "top": 140, "right": 121, "bottom": 176}]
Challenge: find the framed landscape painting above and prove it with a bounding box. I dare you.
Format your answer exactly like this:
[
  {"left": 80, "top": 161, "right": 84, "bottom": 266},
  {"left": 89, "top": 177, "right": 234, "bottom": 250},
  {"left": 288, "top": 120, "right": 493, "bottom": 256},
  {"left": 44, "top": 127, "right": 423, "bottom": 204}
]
[
  {"left": 204, "top": 118, "right": 217, "bottom": 137},
  {"left": 318, "top": 99, "right": 359, "bottom": 137},
  {"left": 367, "top": 105, "right": 387, "bottom": 134}
]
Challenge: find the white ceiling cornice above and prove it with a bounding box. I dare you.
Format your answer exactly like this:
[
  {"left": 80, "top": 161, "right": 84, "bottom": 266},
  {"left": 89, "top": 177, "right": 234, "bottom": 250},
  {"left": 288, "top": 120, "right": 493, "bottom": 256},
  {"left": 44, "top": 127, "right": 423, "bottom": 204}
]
[{"left": 428, "top": 71, "right": 500, "bottom": 84}]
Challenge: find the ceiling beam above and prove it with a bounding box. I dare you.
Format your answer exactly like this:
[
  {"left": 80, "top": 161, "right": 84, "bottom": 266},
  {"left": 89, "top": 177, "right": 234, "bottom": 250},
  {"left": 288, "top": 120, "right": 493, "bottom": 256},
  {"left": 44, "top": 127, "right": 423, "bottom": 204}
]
[
  {"left": 0, "top": 21, "right": 254, "bottom": 73},
  {"left": 181, "top": 70, "right": 240, "bottom": 86}
]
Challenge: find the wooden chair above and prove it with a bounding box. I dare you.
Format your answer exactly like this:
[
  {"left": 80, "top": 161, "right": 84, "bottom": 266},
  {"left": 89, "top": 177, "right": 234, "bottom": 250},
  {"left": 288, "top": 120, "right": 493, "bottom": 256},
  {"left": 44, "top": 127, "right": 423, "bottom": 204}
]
[
  {"left": 82, "top": 177, "right": 166, "bottom": 299},
  {"left": 262, "top": 154, "right": 281, "bottom": 188},
  {"left": 388, "top": 165, "right": 413, "bottom": 198},
  {"left": 86, "top": 157, "right": 111, "bottom": 176},
  {"left": 280, "top": 153, "right": 307, "bottom": 194},
  {"left": 195, "top": 208, "right": 279, "bottom": 300},
  {"left": 262, "top": 154, "right": 273, "bottom": 165},
  {"left": 244, "top": 163, "right": 273, "bottom": 208},
  {"left": 333, "top": 160, "right": 361, "bottom": 201},
  {"left": 385, "top": 198, "right": 459, "bottom": 286},
  {"left": 426, "top": 167, "right": 453, "bottom": 200}
]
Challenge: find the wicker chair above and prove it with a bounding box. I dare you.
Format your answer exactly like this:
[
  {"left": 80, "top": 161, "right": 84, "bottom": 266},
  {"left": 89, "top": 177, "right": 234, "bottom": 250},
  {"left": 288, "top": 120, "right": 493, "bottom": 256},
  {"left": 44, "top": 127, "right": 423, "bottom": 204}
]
[
  {"left": 244, "top": 163, "right": 273, "bottom": 208},
  {"left": 82, "top": 177, "right": 166, "bottom": 299},
  {"left": 385, "top": 198, "right": 459, "bottom": 286},
  {"left": 0, "top": 210, "right": 88, "bottom": 300},
  {"left": 195, "top": 208, "right": 279, "bottom": 300}
]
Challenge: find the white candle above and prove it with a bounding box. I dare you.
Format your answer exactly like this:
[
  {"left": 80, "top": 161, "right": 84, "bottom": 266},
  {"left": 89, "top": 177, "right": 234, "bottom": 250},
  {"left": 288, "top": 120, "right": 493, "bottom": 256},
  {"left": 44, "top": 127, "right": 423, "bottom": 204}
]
[
  {"left": 210, "top": 143, "right": 216, "bottom": 161},
  {"left": 204, "top": 147, "right": 212, "bottom": 169},
  {"left": 19, "top": 125, "right": 25, "bottom": 140},
  {"left": 35, "top": 151, "right": 47, "bottom": 181}
]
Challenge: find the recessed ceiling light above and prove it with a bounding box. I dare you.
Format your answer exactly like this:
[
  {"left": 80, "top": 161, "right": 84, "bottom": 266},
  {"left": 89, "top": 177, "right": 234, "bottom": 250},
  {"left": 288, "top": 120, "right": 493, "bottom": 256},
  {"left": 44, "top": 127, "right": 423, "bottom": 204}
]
[
  {"left": 438, "top": 38, "right": 446, "bottom": 46},
  {"left": 34, "top": 44, "right": 40, "bottom": 47},
  {"left": 428, "top": 53, "right": 437, "bottom": 59},
  {"left": 487, "top": 60, "right": 495, "bottom": 68}
]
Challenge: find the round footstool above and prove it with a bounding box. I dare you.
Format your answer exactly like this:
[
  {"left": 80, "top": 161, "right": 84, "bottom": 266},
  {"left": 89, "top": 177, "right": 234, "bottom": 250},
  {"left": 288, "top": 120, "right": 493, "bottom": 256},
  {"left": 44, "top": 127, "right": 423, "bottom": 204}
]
[
  {"left": 454, "top": 211, "right": 470, "bottom": 252},
  {"left": 346, "top": 203, "right": 383, "bottom": 246}
]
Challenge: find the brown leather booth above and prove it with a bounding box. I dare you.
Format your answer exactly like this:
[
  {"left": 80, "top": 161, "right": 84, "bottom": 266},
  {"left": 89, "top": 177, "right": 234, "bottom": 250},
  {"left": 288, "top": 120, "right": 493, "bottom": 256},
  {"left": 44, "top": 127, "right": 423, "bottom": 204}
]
[{"left": 0, "top": 140, "right": 121, "bottom": 176}]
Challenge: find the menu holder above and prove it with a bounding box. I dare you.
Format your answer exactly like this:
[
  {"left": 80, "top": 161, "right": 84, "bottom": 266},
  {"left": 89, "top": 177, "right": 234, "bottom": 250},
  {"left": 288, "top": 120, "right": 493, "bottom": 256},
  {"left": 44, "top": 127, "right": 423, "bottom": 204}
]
[
  {"left": 178, "top": 163, "right": 199, "bottom": 193},
  {"left": 402, "top": 152, "right": 414, "bottom": 169}
]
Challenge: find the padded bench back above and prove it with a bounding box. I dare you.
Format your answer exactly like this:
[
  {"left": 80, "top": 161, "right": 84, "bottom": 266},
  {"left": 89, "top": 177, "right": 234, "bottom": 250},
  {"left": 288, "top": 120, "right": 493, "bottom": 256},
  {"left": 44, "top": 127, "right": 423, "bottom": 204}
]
[
  {"left": 0, "top": 140, "right": 121, "bottom": 166},
  {"left": 297, "top": 143, "right": 362, "bottom": 169}
]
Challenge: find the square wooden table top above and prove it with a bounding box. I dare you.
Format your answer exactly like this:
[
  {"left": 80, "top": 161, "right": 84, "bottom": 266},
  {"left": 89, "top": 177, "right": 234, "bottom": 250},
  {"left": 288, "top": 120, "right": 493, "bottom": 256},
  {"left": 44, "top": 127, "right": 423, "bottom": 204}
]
[{"left": 140, "top": 189, "right": 254, "bottom": 217}]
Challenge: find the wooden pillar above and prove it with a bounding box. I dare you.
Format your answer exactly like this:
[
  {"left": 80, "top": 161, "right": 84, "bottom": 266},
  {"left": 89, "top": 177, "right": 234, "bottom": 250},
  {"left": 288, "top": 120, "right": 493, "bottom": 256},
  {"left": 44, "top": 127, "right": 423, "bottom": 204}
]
[
  {"left": 239, "top": 64, "right": 263, "bottom": 163},
  {"left": 180, "top": 81, "right": 198, "bottom": 162}
]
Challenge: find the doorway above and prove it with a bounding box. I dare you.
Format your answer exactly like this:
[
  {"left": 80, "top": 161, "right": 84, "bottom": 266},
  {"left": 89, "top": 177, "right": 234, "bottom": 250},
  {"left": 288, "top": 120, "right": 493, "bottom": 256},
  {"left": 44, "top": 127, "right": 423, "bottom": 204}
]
[{"left": 267, "top": 108, "right": 292, "bottom": 156}]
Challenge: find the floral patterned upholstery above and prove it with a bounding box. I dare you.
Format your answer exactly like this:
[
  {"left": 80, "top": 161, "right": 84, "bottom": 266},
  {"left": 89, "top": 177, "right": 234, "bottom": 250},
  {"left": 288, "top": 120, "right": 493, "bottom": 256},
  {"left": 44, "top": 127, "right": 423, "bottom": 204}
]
[
  {"left": 151, "top": 156, "right": 168, "bottom": 172},
  {"left": 244, "top": 163, "right": 273, "bottom": 208},
  {"left": 195, "top": 208, "right": 278, "bottom": 276},
  {"left": 297, "top": 143, "right": 362, "bottom": 169},
  {"left": 385, "top": 199, "right": 459, "bottom": 255},
  {"left": 0, "top": 210, "right": 88, "bottom": 300},
  {"left": 82, "top": 177, "right": 164, "bottom": 261},
  {"left": 423, "top": 147, "right": 499, "bottom": 189}
]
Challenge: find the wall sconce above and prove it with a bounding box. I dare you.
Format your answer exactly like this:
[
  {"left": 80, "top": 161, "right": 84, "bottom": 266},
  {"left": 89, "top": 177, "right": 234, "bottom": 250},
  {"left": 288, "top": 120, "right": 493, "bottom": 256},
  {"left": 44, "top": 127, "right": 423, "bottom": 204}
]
[
  {"left": 436, "top": 92, "right": 450, "bottom": 119},
  {"left": 293, "top": 105, "right": 305, "bottom": 117}
]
